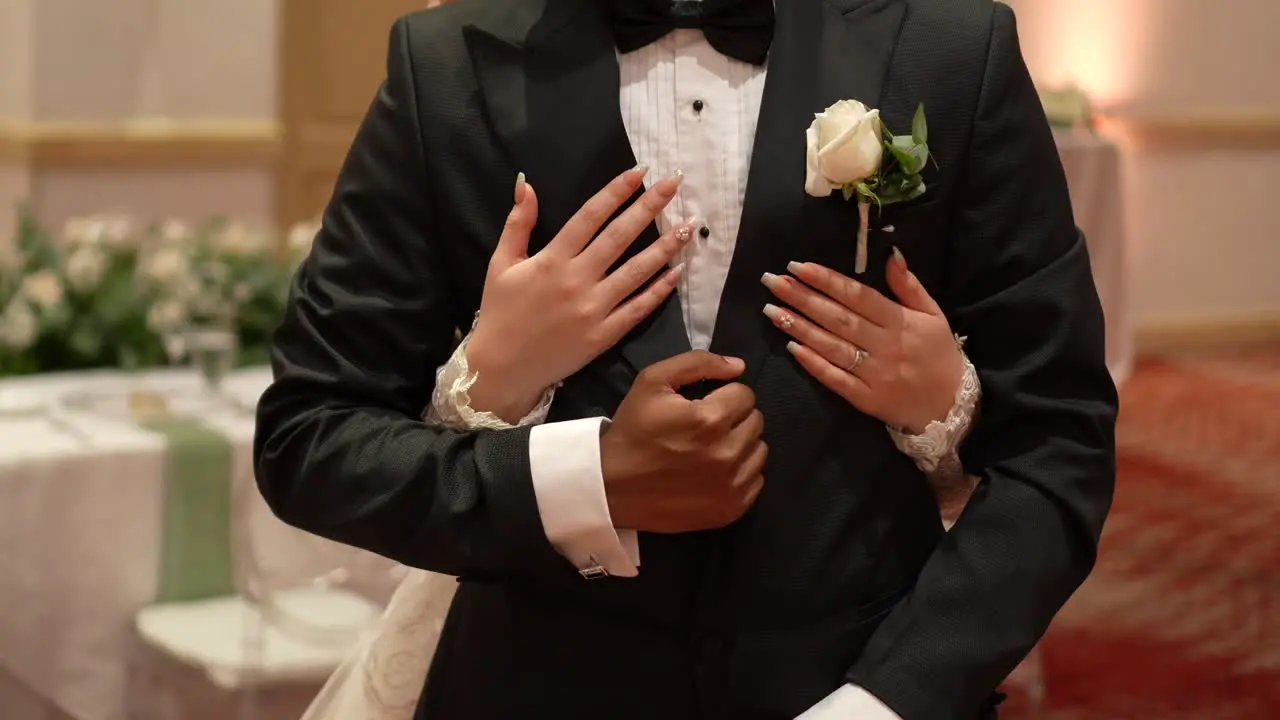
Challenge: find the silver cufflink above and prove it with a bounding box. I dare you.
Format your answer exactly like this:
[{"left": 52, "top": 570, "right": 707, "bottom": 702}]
[{"left": 578, "top": 557, "right": 610, "bottom": 580}]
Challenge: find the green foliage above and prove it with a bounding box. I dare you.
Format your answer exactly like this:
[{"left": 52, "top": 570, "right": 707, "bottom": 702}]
[
  {"left": 844, "top": 103, "right": 933, "bottom": 208},
  {"left": 0, "top": 212, "right": 314, "bottom": 378}
]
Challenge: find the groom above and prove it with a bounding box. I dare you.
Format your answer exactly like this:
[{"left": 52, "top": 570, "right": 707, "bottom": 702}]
[{"left": 255, "top": 0, "right": 1118, "bottom": 718}]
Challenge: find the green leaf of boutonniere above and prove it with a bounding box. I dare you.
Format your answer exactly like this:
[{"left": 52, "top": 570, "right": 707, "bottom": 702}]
[
  {"left": 888, "top": 135, "right": 928, "bottom": 176},
  {"left": 871, "top": 103, "right": 932, "bottom": 209},
  {"left": 912, "top": 103, "right": 928, "bottom": 145},
  {"left": 877, "top": 177, "right": 927, "bottom": 205}
]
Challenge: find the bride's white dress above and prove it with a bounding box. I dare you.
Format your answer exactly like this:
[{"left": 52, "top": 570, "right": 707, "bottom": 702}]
[
  {"left": 298, "top": 336, "right": 980, "bottom": 720},
  {"left": 300, "top": 334, "right": 551, "bottom": 720},
  {"left": 299, "top": 569, "right": 456, "bottom": 720}
]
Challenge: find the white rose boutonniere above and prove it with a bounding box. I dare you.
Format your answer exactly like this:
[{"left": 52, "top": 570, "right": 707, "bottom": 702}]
[{"left": 805, "top": 101, "right": 933, "bottom": 273}]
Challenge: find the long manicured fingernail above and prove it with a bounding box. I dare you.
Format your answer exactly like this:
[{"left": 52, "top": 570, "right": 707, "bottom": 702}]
[
  {"left": 653, "top": 170, "right": 684, "bottom": 197},
  {"left": 630, "top": 163, "right": 650, "bottom": 179},
  {"left": 763, "top": 303, "right": 788, "bottom": 321},
  {"left": 892, "top": 246, "right": 906, "bottom": 269},
  {"left": 764, "top": 303, "right": 795, "bottom": 330},
  {"left": 666, "top": 262, "right": 685, "bottom": 281},
  {"left": 514, "top": 172, "right": 527, "bottom": 204},
  {"left": 786, "top": 341, "right": 802, "bottom": 355},
  {"left": 674, "top": 223, "right": 695, "bottom": 244},
  {"left": 786, "top": 261, "right": 806, "bottom": 276},
  {"left": 760, "top": 272, "right": 782, "bottom": 289}
]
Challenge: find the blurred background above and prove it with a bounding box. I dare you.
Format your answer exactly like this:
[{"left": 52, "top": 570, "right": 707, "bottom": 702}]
[{"left": 0, "top": 0, "right": 1276, "bottom": 718}]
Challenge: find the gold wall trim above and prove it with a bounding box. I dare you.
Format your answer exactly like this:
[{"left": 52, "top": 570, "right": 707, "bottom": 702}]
[
  {"left": 0, "top": 133, "right": 27, "bottom": 165},
  {"left": 1136, "top": 313, "right": 1280, "bottom": 356},
  {"left": 1099, "top": 111, "right": 1280, "bottom": 150},
  {"left": 0, "top": 119, "right": 281, "bottom": 169}
]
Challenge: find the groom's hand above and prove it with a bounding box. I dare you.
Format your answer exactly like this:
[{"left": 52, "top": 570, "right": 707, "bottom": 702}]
[{"left": 601, "top": 351, "right": 767, "bottom": 533}]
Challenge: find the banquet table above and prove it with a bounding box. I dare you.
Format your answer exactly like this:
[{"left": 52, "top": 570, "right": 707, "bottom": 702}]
[
  {"left": 0, "top": 367, "right": 398, "bottom": 720},
  {"left": 1054, "top": 129, "right": 1132, "bottom": 385}
]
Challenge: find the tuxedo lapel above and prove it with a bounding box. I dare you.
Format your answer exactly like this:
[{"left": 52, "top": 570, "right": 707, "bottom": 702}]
[
  {"left": 464, "top": 0, "right": 692, "bottom": 374},
  {"left": 709, "top": 0, "right": 906, "bottom": 386},
  {"left": 804, "top": 0, "right": 909, "bottom": 296}
]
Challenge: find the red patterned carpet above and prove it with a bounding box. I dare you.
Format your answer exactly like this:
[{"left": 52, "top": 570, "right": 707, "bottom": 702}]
[{"left": 1017, "top": 347, "right": 1280, "bottom": 719}]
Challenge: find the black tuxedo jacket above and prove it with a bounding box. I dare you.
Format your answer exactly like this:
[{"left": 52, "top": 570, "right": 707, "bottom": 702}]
[{"left": 254, "top": 0, "right": 1118, "bottom": 717}]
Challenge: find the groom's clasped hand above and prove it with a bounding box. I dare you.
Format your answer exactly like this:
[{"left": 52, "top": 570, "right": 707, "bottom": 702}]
[
  {"left": 464, "top": 165, "right": 768, "bottom": 533},
  {"left": 602, "top": 351, "right": 767, "bottom": 533}
]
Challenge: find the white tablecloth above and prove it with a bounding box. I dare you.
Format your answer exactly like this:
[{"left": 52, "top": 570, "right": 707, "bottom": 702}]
[
  {"left": 0, "top": 368, "right": 395, "bottom": 720},
  {"left": 1055, "top": 130, "right": 1132, "bottom": 385}
]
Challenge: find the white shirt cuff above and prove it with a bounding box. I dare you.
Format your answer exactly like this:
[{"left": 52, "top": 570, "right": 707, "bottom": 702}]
[
  {"left": 796, "top": 684, "right": 901, "bottom": 720},
  {"left": 528, "top": 418, "right": 640, "bottom": 577}
]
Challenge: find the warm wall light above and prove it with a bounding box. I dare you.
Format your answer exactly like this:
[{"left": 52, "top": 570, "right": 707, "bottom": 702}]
[{"left": 1012, "top": 0, "right": 1153, "bottom": 111}]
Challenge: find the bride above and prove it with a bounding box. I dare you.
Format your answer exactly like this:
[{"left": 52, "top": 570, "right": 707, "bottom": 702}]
[{"left": 296, "top": 176, "right": 980, "bottom": 720}]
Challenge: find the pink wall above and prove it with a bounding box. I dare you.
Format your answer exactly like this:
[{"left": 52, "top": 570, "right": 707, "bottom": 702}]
[
  {"left": 1007, "top": 0, "right": 1280, "bottom": 325},
  {"left": 0, "top": 0, "right": 278, "bottom": 238},
  {"left": 30, "top": 0, "right": 276, "bottom": 121}
]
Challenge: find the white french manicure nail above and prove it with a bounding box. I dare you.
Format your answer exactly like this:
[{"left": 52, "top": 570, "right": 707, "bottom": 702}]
[{"left": 514, "top": 172, "right": 526, "bottom": 204}]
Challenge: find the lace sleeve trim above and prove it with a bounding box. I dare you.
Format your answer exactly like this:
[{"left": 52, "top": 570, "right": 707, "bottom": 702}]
[
  {"left": 423, "top": 319, "right": 556, "bottom": 431},
  {"left": 886, "top": 336, "right": 981, "bottom": 474}
]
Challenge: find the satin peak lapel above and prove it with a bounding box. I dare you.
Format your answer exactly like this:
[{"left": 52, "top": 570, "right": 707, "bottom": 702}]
[
  {"left": 805, "top": 0, "right": 910, "bottom": 295},
  {"left": 463, "top": 0, "right": 692, "bottom": 375}
]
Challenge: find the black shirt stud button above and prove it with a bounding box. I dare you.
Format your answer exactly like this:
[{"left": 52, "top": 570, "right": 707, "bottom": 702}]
[
  {"left": 692, "top": 99, "right": 705, "bottom": 113},
  {"left": 699, "top": 225, "right": 711, "bottom": 239}
]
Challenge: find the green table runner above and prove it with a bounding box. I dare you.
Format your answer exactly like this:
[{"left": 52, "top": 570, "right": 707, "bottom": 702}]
[{"left": 142, "top": 419, "right": 236, "bottom": 603}]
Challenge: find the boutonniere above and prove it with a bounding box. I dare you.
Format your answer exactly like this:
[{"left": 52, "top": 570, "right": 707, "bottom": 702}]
[{"left": 804, "top": 100, "right": 933, "bottom": 273}]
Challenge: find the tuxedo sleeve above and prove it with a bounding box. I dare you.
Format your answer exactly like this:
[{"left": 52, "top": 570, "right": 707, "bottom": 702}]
[
  {"left": 253, "top": 18, "right": 567, "bottom": 579},
  {"left": 845, "top": 6, "right": 1118, "bottom": 718}
]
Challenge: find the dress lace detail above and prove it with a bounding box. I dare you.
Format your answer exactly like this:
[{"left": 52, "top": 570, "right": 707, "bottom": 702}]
[
  {"left": 425, "top": 317, "right": 556, "bottom": 431},
  {"left": 887, "top": 338, "right": 981, "bottom": 475},
  {"left": 300, "top": 570, "right": 457, "bottom": 720}
]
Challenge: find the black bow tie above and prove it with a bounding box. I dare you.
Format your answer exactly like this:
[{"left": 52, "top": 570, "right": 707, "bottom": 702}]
[{"left": 609, "top": 0, "right": 775, "bottom": 66}]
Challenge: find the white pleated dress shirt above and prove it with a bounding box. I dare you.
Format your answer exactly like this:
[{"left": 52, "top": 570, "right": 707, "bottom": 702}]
[{"left": 523, "top": 25, "right": 901, "bottom": 720}]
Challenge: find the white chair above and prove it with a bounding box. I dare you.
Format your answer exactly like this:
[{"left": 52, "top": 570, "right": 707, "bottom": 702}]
[{"left": 133, "top": 447, "right": 392, "bottom": 718}]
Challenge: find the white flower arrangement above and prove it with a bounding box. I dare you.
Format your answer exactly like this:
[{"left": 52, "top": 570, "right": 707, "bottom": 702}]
[{"left": 0, "top": 208, "right": 322, "bottom": 376}]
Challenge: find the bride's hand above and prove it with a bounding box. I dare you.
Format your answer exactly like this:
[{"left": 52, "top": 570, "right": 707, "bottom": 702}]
[
  {"left": 465, "top": 166, "right": 693, "bottom": 421},
  {"left": 761, "top": 249, "right": 964, "bottom": 434}
]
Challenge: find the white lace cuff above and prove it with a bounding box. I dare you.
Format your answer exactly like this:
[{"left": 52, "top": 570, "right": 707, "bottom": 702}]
[
  {"left": 886, "top": 337, "right": 980, "bottom": 474},
  {"left": 424, "top": 325, "right": 556, "bottom": 430}
]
